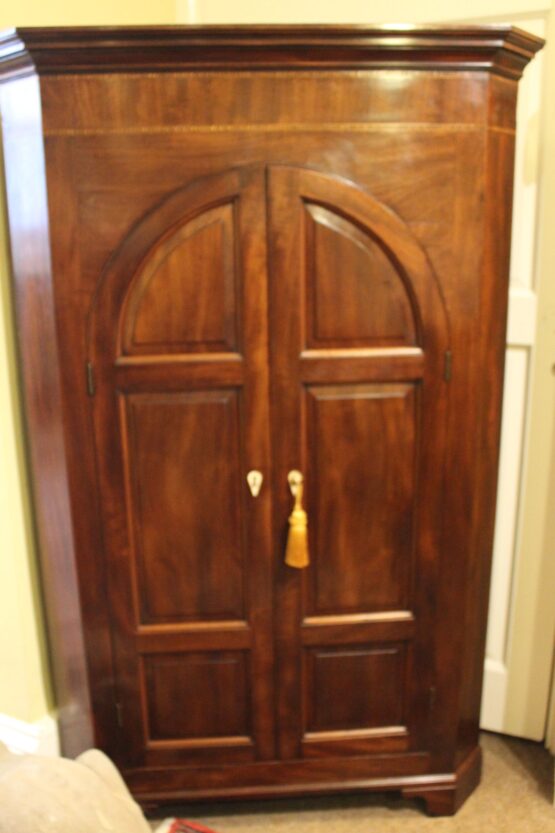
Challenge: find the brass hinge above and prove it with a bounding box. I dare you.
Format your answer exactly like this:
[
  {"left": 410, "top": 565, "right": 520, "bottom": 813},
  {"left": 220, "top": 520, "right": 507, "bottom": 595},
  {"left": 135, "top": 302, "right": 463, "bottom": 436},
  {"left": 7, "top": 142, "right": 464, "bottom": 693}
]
[
  {"left": 428, "top": 685, "right": 437, "bottom": 714},
  {"left": 444, "top": 350, "right": 452, "bottom": 382},
  {"left": 115, "top": 701, "right": 123, "bottom": 728},
  {"left": 86, "top": 361, "right": 95, "bottom": 396}
]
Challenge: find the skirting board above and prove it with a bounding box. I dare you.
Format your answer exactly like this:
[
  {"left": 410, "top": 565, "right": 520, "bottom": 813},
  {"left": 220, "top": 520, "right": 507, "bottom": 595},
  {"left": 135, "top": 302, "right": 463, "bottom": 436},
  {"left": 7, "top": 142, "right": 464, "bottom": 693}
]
[{"left": 0, "top": 713, "right": 60, "bottom": 756}]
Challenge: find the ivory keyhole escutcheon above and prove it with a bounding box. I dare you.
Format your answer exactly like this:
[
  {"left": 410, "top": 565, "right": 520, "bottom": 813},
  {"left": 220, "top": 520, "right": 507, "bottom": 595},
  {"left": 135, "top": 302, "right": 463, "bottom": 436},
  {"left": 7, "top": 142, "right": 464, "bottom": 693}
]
[{"left": 247, "top": 470, "right": 264, "bottom": 497}]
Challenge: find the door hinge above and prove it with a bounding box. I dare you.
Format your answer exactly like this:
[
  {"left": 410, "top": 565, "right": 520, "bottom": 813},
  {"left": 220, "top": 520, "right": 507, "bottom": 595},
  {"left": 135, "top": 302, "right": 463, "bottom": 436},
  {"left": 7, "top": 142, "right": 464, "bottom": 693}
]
[
  {"left": 86, "top": 361, "right": 96, "bottom": 396},
  {"left": 115, "top": 701, "right": 124, "bottom": 728},
  {"left": 444, "top": 350, "right": 452, "bottom": 382},
  {"left": 428, "top": 685, "right": 437, "bottom": 713}
]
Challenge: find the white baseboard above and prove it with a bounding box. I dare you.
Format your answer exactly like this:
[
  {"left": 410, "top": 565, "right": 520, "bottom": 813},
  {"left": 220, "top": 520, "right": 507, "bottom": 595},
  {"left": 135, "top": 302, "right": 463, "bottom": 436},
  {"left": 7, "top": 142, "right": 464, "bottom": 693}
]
[
  {"left": 0, "top": 712, "right": 60, "bottom": 756},
  {"left": 480, "top": 658, "right": 507, "bottom": 732}
]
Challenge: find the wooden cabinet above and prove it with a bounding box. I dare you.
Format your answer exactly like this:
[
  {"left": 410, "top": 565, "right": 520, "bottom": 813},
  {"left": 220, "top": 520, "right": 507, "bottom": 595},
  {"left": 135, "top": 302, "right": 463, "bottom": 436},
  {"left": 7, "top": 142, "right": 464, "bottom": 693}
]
[{"left": 0, "top": 25, "right": 542, "bottom": 816}]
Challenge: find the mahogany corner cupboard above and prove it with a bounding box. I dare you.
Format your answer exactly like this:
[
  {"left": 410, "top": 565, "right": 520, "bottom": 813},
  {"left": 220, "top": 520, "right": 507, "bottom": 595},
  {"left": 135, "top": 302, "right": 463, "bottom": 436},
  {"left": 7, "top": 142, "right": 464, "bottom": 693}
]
[{"left": 0, "top": 24, "right": 543, "bottom": 816}]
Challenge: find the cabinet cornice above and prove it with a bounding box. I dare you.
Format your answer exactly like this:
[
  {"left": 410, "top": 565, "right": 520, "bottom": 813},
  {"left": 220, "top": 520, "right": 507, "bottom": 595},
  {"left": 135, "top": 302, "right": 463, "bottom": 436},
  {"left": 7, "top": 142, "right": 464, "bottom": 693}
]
[{"left": 0, "top": 25, "right": 544, "bottom": 82}]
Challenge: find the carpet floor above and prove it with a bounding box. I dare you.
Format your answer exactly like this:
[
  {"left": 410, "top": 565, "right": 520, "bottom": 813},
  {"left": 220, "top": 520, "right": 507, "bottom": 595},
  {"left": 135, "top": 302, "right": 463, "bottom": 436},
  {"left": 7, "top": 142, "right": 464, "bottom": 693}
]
[{"left": 149, "top": 732, "right": 554, "bottom": 832}]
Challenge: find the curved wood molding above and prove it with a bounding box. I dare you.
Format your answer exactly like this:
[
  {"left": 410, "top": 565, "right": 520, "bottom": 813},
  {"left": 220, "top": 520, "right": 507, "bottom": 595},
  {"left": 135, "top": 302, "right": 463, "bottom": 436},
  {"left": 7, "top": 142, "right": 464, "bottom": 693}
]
[
  {"left": 0, "top": 25, "right": 544, "bottom": 82},
  {"left": 304, "top": 203, "right": 418, "bottom": 347},
  {"left": 122, "top": 203, "right": 238, "bottom": 356},
  {"left": 88, "top": 167, "right": 247, "bottom": 363},
  {"left": 275, "top": 165, "right": 450, "bottom": 352}
]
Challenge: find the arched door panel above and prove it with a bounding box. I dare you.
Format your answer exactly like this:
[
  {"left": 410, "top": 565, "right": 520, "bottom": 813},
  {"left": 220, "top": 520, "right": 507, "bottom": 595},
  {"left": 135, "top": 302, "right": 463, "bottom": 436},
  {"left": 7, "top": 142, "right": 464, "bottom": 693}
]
[{"left": 122, "top": 203, "right": 239, "bottom": 355}]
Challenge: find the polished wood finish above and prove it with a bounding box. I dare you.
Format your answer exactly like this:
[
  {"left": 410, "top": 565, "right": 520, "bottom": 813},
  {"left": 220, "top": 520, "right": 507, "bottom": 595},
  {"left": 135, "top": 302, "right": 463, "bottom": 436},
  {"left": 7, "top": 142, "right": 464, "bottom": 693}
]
[
  {"left": 0, "top": 73, "right": 94, "bottom": 756},
  {"left": 0, "top": 25, "right": 542, "bottom": 78},
  {"left": 267, "top": 165, "right": 449, "bottom": 764},
  {"left": 0, "top": 25, "right": 542, "bottom": 816},
  {"left": 124, "top": 204, "right": 238, "bottom": 354},
  {"left": 402, "top": 746, "right": 483, "bottom": 816},
  {"left": 89, "top": 166, "right": 275, "bottom": 767}
]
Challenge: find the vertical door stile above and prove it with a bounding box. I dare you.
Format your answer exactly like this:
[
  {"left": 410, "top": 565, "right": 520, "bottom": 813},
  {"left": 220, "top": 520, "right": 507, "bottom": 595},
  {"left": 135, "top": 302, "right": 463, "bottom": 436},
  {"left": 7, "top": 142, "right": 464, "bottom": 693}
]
[
  {"left": 267, "top": 166, "right": 306, "bottom": 760},
  {"left": 238, "top": 167, "right": 276, "bottom": 761}
]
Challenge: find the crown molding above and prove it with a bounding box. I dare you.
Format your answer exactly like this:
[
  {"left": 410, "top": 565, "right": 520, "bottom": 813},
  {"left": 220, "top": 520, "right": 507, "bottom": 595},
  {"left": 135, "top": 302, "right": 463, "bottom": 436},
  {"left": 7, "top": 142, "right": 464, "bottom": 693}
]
[{"left": 0, "top": 25, "right": 545, "bottom": 83}]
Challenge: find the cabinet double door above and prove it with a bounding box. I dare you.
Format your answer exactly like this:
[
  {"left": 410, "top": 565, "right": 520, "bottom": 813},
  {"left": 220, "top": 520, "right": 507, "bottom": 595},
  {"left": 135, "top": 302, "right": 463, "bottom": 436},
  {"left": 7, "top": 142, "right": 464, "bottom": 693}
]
[{"left": 90, "top": 164, "right": 449, "bottom": 771}]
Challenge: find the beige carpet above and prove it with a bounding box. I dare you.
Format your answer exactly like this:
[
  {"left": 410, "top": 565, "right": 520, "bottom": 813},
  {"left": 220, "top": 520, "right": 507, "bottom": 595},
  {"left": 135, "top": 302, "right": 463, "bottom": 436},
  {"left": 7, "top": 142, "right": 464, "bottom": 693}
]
[{"left": 149, "top": 733, "right": 554, "bottom": 832}]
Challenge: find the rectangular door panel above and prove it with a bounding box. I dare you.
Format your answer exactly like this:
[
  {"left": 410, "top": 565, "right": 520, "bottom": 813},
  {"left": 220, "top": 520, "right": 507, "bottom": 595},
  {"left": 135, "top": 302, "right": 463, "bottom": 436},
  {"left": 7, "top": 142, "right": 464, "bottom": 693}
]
[
  {"left": 123, "top": 390, "right": 246, "bottom": 624},
  {"left": 306, "top": 383, "right": 417, "bottom": 616},
  {"left": 305, "top": 643, "right": 407, "bottom": 733},
  {"left": 143, "top": 650, "right": 251, "bottom": 742}
]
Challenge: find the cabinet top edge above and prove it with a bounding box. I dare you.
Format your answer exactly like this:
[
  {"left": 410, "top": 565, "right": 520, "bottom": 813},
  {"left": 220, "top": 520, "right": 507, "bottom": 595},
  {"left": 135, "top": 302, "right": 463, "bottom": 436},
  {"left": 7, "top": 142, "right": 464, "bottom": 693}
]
[{"left": 0, "top": 24, "right": 544, "bottom": 83}]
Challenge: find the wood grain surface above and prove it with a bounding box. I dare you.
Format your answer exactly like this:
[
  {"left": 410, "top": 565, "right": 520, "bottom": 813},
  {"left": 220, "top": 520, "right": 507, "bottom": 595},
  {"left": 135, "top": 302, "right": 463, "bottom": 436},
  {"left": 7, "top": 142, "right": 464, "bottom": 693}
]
[{"left": 0, "top": 25, "right": 542, "bottom": 816}]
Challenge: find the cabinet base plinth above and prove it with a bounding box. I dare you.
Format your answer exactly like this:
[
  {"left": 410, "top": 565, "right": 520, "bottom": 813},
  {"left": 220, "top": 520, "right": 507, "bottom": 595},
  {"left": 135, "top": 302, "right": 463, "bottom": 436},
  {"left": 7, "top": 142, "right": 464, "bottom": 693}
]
[
  {"left": 402, "top": 747, "right": 482, "bottom": 816},
  {"left": 133, "top": 745, "right": 483, "bottom": 818}
]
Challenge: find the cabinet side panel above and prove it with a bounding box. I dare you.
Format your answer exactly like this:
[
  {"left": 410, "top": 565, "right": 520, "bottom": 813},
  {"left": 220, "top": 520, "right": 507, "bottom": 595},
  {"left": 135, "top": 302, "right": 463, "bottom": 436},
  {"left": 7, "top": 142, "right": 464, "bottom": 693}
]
[
  {"left": 457, "top": 92, "right": 517, "bottom": 760},
  {"left": 0, "top": 75, "right": 93, "bottom": 754}
]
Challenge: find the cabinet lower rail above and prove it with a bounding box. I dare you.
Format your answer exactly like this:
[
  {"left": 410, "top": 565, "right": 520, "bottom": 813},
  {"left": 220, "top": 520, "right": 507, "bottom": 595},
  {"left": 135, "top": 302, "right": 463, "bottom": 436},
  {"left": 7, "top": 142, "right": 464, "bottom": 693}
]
[{"left": 127, "top": 746, "right": 482, "bottom": 818}]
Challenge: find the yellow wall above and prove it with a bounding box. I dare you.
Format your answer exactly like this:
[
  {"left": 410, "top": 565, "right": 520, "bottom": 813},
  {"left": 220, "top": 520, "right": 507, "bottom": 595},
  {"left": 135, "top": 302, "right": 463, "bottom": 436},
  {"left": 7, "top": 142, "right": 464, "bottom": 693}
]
[
  {"left": 0, "top": 2, "right": 178, "bottom": 725},
  {"left": 0, "top": 177, "right": 52, "bottom": 721},
  {"left": 191, "top": 0, "right": 543, "bottom": 24},
  {"left": 2, "top": 3, "right": 177, "bottom": 27}
]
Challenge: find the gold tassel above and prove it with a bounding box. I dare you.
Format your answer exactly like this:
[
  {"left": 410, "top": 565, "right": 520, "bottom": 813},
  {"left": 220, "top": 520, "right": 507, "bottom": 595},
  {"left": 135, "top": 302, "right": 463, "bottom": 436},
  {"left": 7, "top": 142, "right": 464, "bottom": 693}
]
[{"left": 285, "top": 475, "right": 310, "bottom": 569}]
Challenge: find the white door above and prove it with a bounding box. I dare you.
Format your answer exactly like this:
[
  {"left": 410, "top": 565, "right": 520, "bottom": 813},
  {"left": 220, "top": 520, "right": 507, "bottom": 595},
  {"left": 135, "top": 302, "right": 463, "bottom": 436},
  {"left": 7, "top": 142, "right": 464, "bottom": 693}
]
[{"left": 480, "top": 14, "right": 548, "bottom": 734}]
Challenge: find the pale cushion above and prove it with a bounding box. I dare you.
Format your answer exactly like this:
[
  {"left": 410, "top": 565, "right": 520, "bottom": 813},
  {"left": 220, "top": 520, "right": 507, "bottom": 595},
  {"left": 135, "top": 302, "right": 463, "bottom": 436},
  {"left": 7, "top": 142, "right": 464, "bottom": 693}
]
[{"left": 0, "top": 741, "right": 151, "bottom": 833}]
